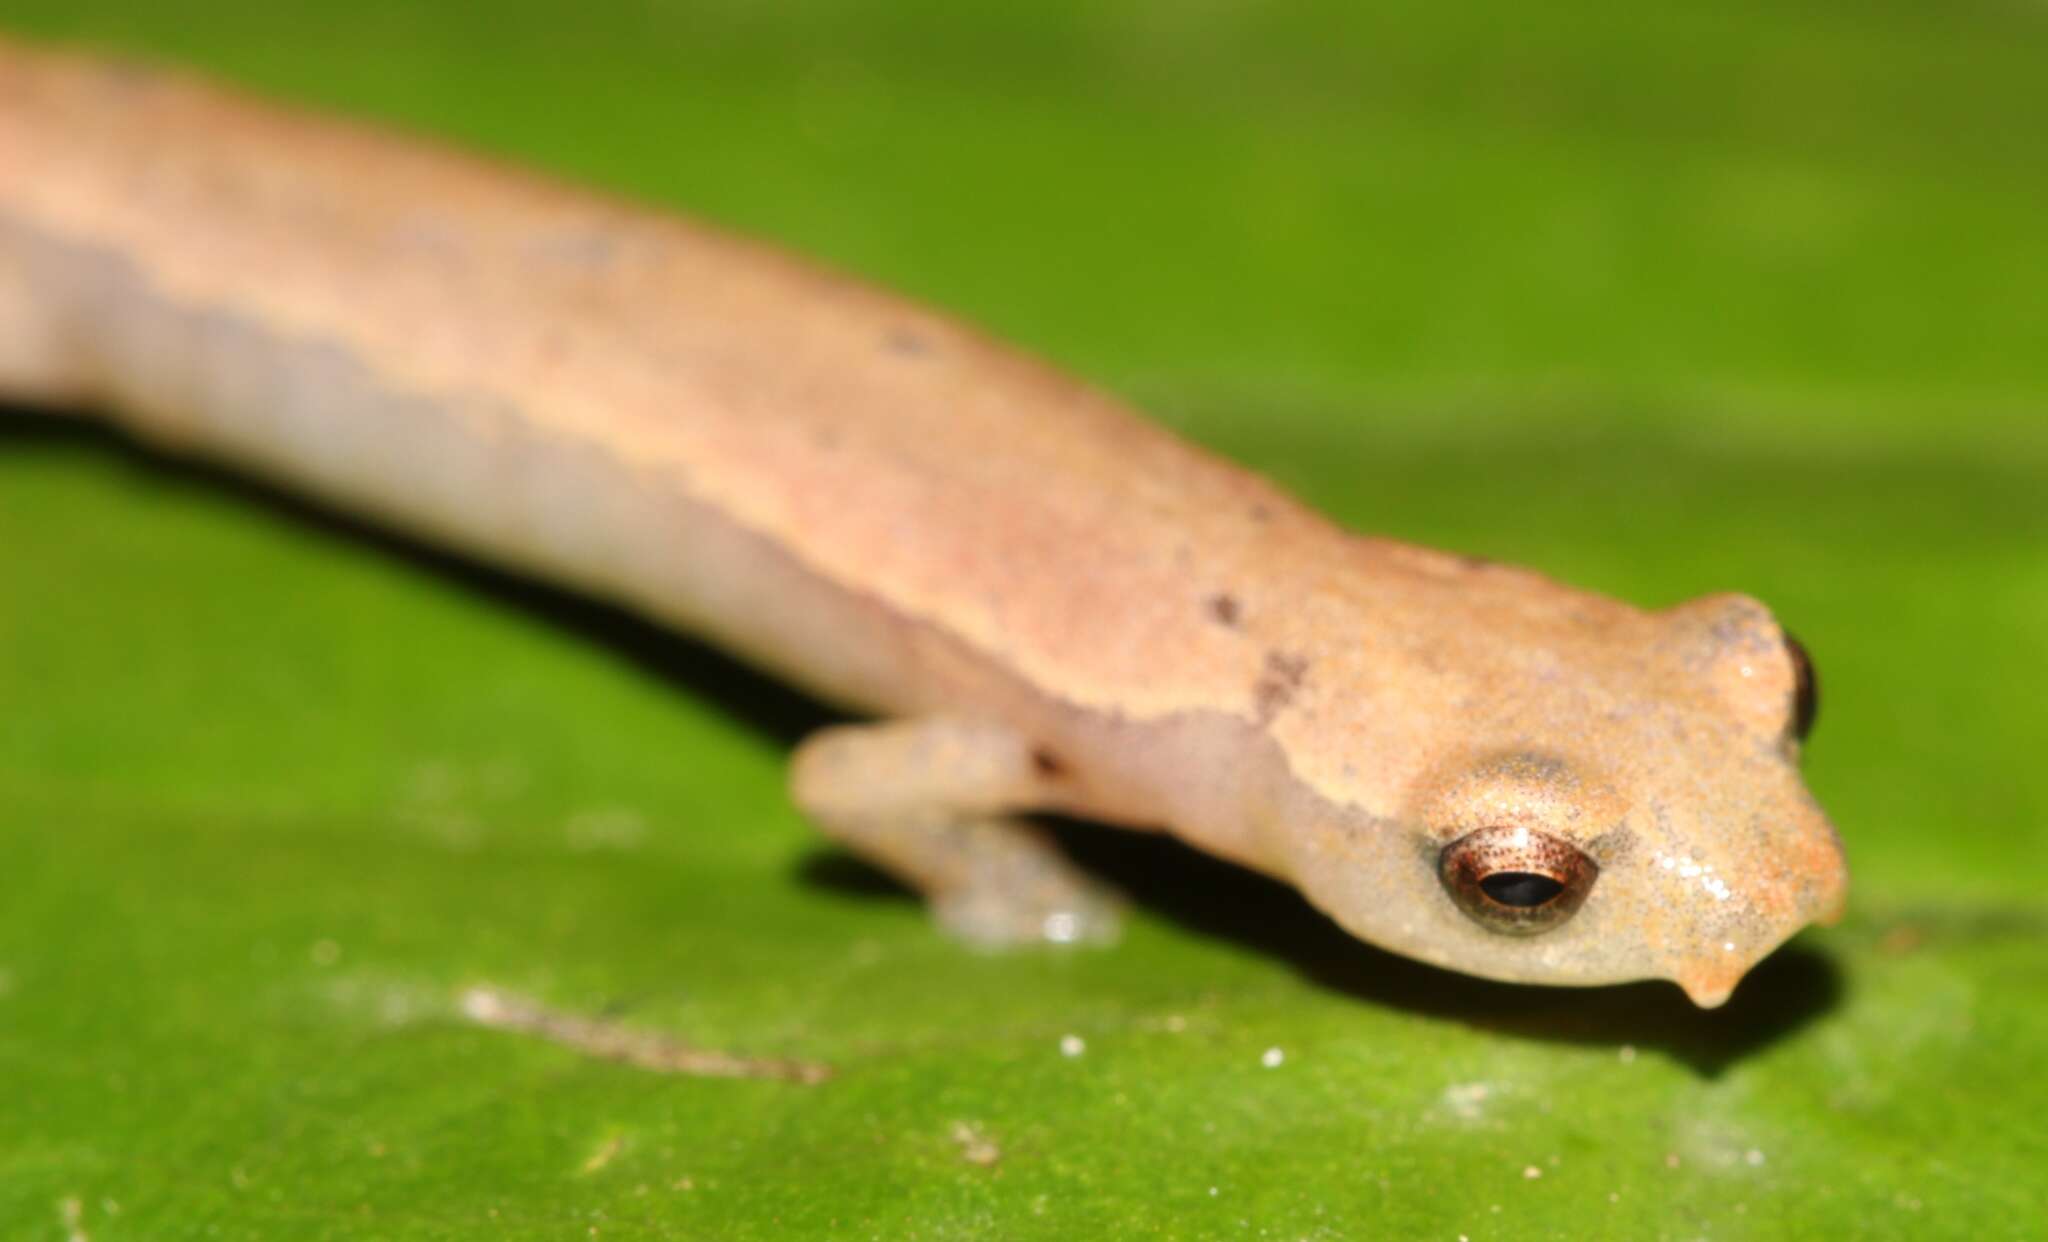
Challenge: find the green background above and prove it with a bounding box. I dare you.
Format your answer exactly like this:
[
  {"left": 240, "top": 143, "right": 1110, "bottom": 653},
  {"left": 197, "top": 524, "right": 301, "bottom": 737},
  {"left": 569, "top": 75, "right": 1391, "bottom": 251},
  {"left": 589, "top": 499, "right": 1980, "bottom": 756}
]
[{"left": 3, "top": 2, "right": 2044, "bottom": 1237}]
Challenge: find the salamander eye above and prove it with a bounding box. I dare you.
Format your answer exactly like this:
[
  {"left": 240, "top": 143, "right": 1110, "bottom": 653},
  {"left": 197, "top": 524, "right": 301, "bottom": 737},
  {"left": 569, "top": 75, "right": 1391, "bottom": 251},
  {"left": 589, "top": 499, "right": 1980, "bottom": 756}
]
[
  {"left": 1785, "top": 632, "right": 1819, "bottom": 742},
  {"left": 1439, "top": 826, "right": 1598, "bottom": 935}
]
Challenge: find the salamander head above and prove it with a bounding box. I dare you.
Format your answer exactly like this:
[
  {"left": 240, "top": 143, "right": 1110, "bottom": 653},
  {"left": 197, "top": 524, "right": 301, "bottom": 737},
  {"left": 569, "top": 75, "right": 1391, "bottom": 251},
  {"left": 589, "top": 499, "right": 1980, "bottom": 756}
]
[{"left": 1286, "top": 592, "right": 1846, "bottom": 1008}]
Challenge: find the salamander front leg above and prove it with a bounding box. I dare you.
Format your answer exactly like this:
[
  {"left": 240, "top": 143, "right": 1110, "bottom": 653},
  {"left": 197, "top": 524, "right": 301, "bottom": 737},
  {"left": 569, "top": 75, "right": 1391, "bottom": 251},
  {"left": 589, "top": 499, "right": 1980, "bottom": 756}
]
[{"left": 788, "top": 717, "right": 1123, "bottom": 947}]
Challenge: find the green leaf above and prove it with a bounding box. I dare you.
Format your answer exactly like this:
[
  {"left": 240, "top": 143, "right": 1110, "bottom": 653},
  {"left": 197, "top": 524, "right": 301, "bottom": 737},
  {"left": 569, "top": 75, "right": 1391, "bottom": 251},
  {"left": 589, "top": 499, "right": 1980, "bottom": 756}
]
[{"left": 3, "top": 2, "right": 2044, "bottom": 1237}]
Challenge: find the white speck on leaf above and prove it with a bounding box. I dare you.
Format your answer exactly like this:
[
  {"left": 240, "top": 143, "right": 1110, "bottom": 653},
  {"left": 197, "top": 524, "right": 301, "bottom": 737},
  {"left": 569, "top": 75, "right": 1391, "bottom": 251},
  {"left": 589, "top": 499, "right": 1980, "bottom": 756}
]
[
  {"left": 950, "top": 1122, "right": 1001, "bottom": 1167},
  {"left": 1059, "top": 1034, "right": 1085, "bottom": 1058},
  {"left": 58, "top": 1197, "right": 88, "bottom": 1242},
  {"left": 1441, "top": 1081, "right": 1493, "bottom": 1121},
  {"left": 1261, "top": 1047, "right": 1285, "bottom": 1068}
]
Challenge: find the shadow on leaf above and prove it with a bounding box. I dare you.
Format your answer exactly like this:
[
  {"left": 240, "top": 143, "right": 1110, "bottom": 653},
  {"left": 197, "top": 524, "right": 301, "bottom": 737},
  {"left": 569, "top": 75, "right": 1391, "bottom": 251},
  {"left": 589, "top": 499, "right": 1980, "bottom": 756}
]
[
  {"left": 804, "top": 824, "right": 1843, "bottom": 1078},
  {"left": 0, "top": 407, "right": 838, "bottom": 747}
]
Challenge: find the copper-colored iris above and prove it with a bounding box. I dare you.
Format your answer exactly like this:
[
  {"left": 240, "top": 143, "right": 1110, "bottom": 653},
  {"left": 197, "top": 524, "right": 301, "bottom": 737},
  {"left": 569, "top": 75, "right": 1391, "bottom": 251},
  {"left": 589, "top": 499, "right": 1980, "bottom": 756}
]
[{"left": 1439, "top": 825, "right": 1598, "bottom": 934}]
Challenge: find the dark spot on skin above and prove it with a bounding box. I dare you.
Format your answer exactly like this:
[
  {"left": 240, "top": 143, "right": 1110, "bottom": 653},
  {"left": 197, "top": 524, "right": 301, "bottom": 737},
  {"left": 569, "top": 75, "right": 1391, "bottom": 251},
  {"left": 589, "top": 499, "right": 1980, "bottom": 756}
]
[
  {"left": 95, "top": 59, "right": 165, "bottom": 97},
  {"left": 1207, "top": 593, "right": 1242, "bottom": 628},
  {"left": 1253, "top": 651, "right": 1310, "bottom": 723},
  {"left": 884, "top": 327, "right": 933, "bottom": 357},
  {"left": 1248, "top": 502, "right": 1273, "bottom": 524},
  {"left": 1030, "top": 747, "right": 1066, "bottom": 779},
  {"left": 1458, "top": 553, "right": 1495, "bottom": 570},
  {"left": 1590, "top": 826, "right": 1638, "bottom": 866}
]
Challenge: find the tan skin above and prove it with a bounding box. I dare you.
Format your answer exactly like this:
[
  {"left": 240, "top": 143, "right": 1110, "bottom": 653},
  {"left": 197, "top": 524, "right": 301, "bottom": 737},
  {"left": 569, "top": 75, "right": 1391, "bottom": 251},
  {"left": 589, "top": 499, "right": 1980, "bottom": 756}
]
[{"left": 0, "top": 35, "right": 1845, "bottom": 1007}]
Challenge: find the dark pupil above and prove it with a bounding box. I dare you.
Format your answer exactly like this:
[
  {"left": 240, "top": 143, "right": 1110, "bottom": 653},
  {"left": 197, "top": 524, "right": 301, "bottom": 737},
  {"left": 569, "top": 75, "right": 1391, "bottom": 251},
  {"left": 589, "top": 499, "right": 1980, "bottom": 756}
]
[
  {"left": 1786, "top": 632, "right": 1820, "bottom": 741},
  {"left": 1479, "top": 872, "right": 1565, "bottom": 908}
]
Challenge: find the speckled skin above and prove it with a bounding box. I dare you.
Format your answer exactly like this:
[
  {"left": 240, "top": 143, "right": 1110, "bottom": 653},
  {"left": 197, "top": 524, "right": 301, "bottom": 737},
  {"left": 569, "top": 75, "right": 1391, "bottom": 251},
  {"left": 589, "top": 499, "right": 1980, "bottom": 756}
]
[{"left": 0, "top": 36, "right": 1846, "bottom": 1006}]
